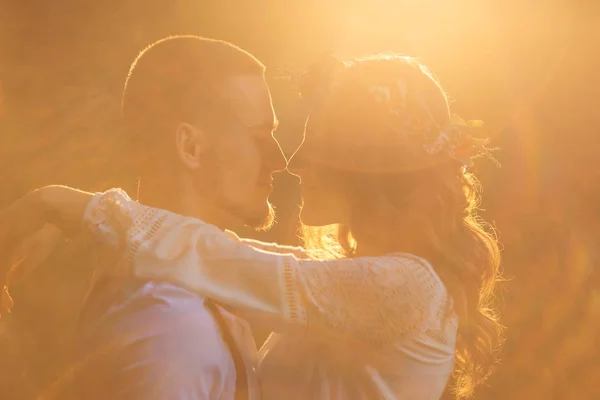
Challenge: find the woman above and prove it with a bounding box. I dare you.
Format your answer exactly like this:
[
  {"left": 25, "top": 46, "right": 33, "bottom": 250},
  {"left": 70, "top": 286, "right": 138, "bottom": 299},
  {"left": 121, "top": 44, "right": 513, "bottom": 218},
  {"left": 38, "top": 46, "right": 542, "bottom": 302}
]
[{"left": 1, "top": 54, "right": 502, "bottom": 399}]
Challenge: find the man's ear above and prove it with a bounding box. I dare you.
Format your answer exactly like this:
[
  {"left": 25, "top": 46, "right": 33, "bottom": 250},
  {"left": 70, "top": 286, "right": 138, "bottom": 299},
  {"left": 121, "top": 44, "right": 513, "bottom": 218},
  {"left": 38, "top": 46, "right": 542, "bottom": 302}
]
[{"left": 174, "top": 123, "right": 208, "bottom": 170}]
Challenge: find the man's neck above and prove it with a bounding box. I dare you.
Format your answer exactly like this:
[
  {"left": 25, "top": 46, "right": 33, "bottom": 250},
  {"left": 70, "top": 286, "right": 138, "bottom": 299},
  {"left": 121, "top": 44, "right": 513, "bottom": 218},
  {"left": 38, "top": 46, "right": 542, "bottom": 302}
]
[{"left": 137, "top": 179, "right": 233, "bottom": 231}]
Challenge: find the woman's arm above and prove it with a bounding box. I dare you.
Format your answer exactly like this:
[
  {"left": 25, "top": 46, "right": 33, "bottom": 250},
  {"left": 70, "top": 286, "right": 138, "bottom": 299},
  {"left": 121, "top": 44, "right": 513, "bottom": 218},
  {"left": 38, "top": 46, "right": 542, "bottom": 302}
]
[
  {"left": 38, "top": 186, "right": 95, "bottom": 236},
  {"left": 0, "top": 186, "right": 95, "bottom": 315},
  {"left": 83, "top": 189, "right": 449, "bottom": 346},
  {"left": 226, "top": 231, "right": 310, "bottom": 259}
]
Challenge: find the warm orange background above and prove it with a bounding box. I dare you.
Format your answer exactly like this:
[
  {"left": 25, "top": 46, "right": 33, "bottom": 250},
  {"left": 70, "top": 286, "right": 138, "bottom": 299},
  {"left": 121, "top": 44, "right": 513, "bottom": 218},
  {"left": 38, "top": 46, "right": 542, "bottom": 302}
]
[{"left": 1, "top": 1, "right": 599, "bottom": 399}]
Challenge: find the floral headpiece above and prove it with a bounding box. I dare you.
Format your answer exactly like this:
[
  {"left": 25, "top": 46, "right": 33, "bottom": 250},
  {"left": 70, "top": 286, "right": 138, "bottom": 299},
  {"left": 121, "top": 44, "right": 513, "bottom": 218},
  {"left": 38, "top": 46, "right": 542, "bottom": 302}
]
[{"left": 367, "top": 81, "right": 496, "bottom": 168}]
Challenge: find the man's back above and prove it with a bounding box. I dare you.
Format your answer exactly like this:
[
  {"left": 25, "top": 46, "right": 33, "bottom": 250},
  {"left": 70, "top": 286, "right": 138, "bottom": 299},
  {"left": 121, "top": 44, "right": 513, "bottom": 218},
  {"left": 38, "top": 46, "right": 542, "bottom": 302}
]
[{"left": 72, "top": 277, "right": 256, "bottom": 399}]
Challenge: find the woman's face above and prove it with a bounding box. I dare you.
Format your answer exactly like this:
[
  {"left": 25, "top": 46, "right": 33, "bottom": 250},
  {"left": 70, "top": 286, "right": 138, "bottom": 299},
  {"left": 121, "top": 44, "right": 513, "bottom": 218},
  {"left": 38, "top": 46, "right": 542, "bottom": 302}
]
[{"left": 286, "top": 117, "right": 350, "bottom": 227}]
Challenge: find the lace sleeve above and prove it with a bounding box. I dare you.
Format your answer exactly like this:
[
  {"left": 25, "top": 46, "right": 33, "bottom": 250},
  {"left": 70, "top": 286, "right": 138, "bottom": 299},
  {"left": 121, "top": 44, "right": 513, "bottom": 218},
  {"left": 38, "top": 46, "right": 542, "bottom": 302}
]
[
  {"left": 291, "top": 255, "right": 447, "bottom": 345},
  {"left": 82, "top": 188, "right": 160, "bottom": 256},
  {"left": 84, "top": 190, "right": 447, "bottom": 345}
]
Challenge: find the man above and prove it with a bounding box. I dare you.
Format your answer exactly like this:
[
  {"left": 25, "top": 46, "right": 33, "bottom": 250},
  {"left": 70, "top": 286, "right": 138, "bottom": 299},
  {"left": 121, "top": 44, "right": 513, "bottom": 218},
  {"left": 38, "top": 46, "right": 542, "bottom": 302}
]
[{"left": 52, "top": 35, "right": 285, "bottom": 399}]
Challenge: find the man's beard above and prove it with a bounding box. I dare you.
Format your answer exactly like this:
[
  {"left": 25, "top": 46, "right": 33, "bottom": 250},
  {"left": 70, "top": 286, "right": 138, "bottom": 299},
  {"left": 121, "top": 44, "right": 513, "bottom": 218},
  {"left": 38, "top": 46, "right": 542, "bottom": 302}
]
[
  {"left": 221, "top": 199, "right": 276, "bottom": 231},
  {"left": 251, "top": 203, "right": 276, "bottom": 231}
]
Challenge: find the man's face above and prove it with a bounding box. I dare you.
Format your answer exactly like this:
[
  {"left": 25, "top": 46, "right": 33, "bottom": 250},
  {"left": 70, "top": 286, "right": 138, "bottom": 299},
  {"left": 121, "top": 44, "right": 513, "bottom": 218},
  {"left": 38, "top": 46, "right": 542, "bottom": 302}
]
[{"left": 207, "top": 74, "right": 286, "bottom": 229}]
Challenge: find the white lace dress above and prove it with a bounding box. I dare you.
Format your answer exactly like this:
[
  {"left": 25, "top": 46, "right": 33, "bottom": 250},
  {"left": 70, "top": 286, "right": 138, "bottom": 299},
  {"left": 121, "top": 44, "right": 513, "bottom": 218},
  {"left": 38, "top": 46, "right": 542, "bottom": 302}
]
[{"left": 84, "top": 189, "right": 459, "bottom": 400}]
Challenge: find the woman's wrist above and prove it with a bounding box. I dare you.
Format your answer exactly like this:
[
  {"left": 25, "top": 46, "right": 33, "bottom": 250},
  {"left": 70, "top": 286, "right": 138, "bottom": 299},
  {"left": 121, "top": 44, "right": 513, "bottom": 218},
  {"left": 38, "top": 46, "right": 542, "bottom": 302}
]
[{"left": 36, "top": 185, "right": 94, "bottom": 237}]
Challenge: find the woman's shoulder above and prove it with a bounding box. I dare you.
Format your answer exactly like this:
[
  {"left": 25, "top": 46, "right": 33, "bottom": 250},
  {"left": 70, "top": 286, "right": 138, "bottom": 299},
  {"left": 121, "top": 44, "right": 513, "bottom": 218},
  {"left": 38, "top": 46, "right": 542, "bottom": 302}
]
[
  {"left": 359, "top": 253, "right": 451, "bottom": 322},
  {"left": 359, "top": 252, "right": 446, "bottom": 293}
]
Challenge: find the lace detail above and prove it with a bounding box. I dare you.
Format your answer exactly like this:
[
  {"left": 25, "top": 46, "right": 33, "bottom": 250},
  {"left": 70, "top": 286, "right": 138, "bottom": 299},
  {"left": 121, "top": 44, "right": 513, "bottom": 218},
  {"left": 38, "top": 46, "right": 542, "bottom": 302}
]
[
  {"left": 84, "top": 189, "right": 136, "bottom": 247},
  {"left": 291, "top": 255, "right": 448, "bottom": 345},
  {"left": 424, "top": 295, "right": 458, "bottom": 347},
  {"left": 83, "top": 189, "right": 451, "bottom": 347},
  {"left": 283, "top": 258, "right": 307, "bottom": 327},
  {"left": 127, "top": 208, "right": 167, "bottom": 262},
  {"left": 82, "top": 188, "right": 151, "bottom": 276}
]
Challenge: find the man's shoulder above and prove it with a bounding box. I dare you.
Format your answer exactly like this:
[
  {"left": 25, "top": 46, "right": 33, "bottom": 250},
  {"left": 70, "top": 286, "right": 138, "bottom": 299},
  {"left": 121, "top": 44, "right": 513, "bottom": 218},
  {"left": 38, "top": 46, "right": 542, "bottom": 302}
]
[
  {"left": 73, "top": 279, "right": 238, "bottom": 400},
  {"left": 81, "top": 277, "right": 214, "bottom": 327},
  {"left": 78, "top": 278, "right": 233, "bottom": 361}
]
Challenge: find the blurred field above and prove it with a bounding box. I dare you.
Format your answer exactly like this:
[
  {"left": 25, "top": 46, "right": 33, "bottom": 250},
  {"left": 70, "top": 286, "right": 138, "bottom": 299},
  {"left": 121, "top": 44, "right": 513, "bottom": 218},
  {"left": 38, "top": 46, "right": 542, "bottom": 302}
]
[{"left": 1, "top": 1, "right": 599, "bottom": 399}]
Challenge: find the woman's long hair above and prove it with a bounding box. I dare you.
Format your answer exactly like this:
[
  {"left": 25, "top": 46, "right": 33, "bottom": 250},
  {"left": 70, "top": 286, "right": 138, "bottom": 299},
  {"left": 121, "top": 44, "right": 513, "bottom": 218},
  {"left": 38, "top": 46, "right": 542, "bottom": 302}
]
[{"left": 298, "top": 54, "right": 504, "bottom": 398}]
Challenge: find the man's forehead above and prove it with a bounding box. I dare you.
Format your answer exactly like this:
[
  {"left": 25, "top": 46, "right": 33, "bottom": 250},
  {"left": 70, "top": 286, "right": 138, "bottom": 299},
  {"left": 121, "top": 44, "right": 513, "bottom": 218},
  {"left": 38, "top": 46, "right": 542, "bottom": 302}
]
[{"left": 220, "top": 74, "right": 276, "bottom": 129}]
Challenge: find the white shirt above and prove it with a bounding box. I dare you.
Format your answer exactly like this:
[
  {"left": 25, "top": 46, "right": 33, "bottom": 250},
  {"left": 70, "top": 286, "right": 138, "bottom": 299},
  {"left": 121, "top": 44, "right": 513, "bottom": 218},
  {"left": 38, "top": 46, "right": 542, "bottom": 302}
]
[
  {"left": 84, "top": 188, "right": 458, "bottom": 400},
  {"left": 88, "top": 284, "right": 261, "bottom": 400}
]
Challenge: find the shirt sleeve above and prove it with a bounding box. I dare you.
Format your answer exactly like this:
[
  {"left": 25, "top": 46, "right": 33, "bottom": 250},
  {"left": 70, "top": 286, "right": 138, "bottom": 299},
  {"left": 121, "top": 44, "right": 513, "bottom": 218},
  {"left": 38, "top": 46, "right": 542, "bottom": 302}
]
[
  {"left": 226, "top": 230, "right": 310, "bottom": 259},
  {"left": 83, "top": 189, "right": 448, "bottom": 345}
]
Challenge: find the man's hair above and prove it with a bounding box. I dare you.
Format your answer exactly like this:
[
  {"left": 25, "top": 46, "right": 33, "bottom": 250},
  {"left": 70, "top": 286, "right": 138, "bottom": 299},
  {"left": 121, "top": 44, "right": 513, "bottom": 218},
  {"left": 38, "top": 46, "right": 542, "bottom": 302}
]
[{"left": 122, "top": 35, "right": 265, "bottom": 138}]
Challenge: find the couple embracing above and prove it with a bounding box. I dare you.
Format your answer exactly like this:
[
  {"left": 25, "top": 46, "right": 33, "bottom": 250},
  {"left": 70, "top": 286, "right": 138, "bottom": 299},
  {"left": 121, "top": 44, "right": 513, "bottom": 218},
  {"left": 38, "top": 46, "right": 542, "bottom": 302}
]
[{"left": 0, "top": 35, "right": 502, "bottom": 400}]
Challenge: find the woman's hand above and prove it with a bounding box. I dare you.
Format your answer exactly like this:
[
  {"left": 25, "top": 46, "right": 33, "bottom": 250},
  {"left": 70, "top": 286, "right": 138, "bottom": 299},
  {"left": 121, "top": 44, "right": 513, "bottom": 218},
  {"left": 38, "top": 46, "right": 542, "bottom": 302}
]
[
  {"left": 0, "top": 185, "right": 94, "bottom": 317},
  {"left": 0, "top": 189, "right": 47, "bottom": 316}
]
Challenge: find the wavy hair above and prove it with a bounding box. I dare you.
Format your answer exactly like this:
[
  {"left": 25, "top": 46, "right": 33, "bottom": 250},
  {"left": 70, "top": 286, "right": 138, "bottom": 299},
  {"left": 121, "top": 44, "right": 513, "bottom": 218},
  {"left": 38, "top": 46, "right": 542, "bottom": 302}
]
[{"left": 298, "top": 54, "right": 504, "bottom": 398}]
